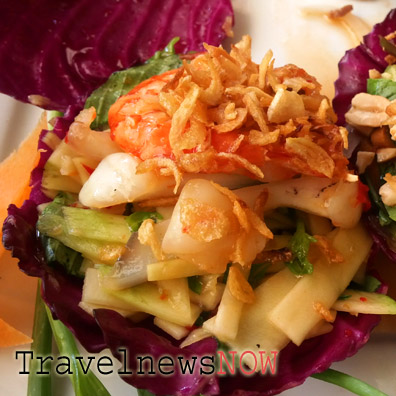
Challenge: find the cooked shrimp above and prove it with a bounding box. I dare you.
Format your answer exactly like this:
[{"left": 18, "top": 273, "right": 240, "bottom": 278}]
[
  {"left": 109, "top": 70, "right": 177, "bottom": 160},
  {"left": 109, "top": 69, "right": 269, "bottom": 177},
  {"left": 108, "top": 36, "right": 349, "bottom": 181}
]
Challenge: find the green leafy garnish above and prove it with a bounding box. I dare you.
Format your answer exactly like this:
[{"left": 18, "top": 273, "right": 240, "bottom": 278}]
[
  {"left": 84, "top": 38, "right": 183, "bottom": 130},
  {"left": 367, "top": 78, "right": 396, "bottom": 100},
  {"left": 348, "top": 275, "right": 382, "bottom": 293},
  {"left": 381, "top": 64, "right": 396, "bottom": 81},
  {"left": 374, "top": 162, "right": 396, "bottom": 224},
  {"left": 188, "top": 276, "right": 203, "bottom": 295},
  {"left": 126, "top": 211, "right": 163, "bottom": 232},
  {"left": 380, "top": 35, "right": 396, "bottom": 58},
  {"left": 362, "top": 174, "right": 391, "bottom": 226},
  {"left": 286, "top": 218, "right": 317, "bottom": 275},
  {"left": 40, "top": 234, "right": 84, "bottom": 277},
  {"left": 367, "top": 56, "right": 396, "bottom": 100},
  {"left": 312, "top": 368, "right": 388, "bottom": 396},
  {"left": 41, "top": 192, "right": 75, "bottom": 216},
  {"left": 248, "top": 262, "right": 270, "bottom": 289},
  {"left": 363, "top": 275, "right": 382, "bottom": 292},
  {"left": 384, "top": 203, "right": 396, "bottom": 222}
]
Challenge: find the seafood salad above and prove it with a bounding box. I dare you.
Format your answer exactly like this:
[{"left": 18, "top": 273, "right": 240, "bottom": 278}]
[
  {"left": 2, "top": 2, "right": 396, "bottom": 394},
  {"left": 4, "top": 32, "right": 396, "bottom": 396}
]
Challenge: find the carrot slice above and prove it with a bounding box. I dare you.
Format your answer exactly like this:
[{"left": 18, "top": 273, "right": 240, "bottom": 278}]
[
  {"left": 0, "top": 111, "right": 46, "bottom": 258},
  {"left": 0, "top": 317, "right": 32, "bottom": 347}
]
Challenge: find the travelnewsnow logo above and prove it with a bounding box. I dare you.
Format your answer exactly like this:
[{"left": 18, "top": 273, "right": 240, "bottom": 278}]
[{"left": 15, "top": 349, "right": 279, "bottom": 377}]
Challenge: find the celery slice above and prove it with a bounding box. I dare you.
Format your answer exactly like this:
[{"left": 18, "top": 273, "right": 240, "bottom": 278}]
[
  {"left": 37, "top": 213, "right": 125, "bottom": 264},
  {"left": 62, "top": 206, "right": 131, "bottom": 244}
]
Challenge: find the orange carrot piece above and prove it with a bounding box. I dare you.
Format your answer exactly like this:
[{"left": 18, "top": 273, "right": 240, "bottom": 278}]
[
  {"left": 0, "top": 317, "right": 32, "bottom": 347},
  {"left": 0, "top": 111, "right": 46, "bottom": 258}
]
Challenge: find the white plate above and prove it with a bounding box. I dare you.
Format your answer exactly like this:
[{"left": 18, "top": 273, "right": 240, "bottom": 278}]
[{"left": 1, "top": 1, "right": 396, "bottom": 395}]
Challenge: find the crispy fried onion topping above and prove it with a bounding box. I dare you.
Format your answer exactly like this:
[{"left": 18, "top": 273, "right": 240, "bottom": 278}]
[
  {"left": 210, "top": 181, "right": 273, "bottom": 267},
  {"left": 228, "top": 265, "right": 255, "bottom": 304},
  {"left": 130, "top": 35, "right": 348, "bottom": 180},
  {"left": 179, "top": 198, "right": 231, "bottom": 242},
  {"left": 313, "top": 302, "right": 336, "bottom": 323},
  {"left": 138, "top": 219, "right": 164, "bottom": 261},
  {"left": 314, "top": 235, "right": 344, "bottom": 264},
  {"left": 285, "top": 137, "right": 335, "bottom": 178}
]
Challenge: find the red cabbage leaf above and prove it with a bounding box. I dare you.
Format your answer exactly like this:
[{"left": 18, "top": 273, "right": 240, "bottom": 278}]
[{"left": 0, "top": 0, "right": 233, "bottom": 112}]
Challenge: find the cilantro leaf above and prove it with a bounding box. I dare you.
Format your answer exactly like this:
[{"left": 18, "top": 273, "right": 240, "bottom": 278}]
[
  {"left": 367, "top": 78, "right": 396, "bottom": 100},
  {"left": 126, "top": 211, "right": 163, "bottom": 232},
  {"left": 286, "top": 219, "right": 317, "bottom": 275},
  {"left": 40, "top": 234, "right": 83, "bottom": 278}
]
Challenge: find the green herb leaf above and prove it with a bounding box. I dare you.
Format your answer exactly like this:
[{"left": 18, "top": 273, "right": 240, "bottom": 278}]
[
  {"left": 248, "top": 262, "right": 270, "bottom": 289},
  {"left": 380, "top": 35, "right": 396, "bottom": 58},
  {"left": 84, "top": 38, "right": 183, "bottom": 130},
  {"left": 373, "top": 163, "right": 396, "bottom": 224},
  {"left": 384, "top": 204, "right": 396, "bottom": 222},
  {"left": 41, "top": 192, "right": 75, "bottom": 216},
  {"left": 126, "top": 211, "right": 163, "bottom": 232},
  {"left": 363, "top": 275, "right": 382, "bottom": 293},
  {"left": 381, "top": 65, "right": 396, "bottom": 81},
  {"left": 312, "top": 368, "right": 388, "bottom": 396},
  {"left": 367, "top": 78, "right": 396, "bottom": 100},
  {"left": 362, "top": 174, "right": 391, "bottom": 226},
  {"left": 40, "top": 234, "right": 84, "bottom": 278},
  {"left": 188, "top": 276, "right": 203, "bottom": 295},
  {"left": 348, "top": 275, "right": 382, "bottom": 293},
  {"left": 286, "top": 218, "right": 317, "bottom": 275}
]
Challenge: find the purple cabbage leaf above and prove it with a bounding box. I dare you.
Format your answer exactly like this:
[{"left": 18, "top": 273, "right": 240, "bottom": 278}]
[{"left": 0, "top": 0, "right": 233, "bottom": 112}]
